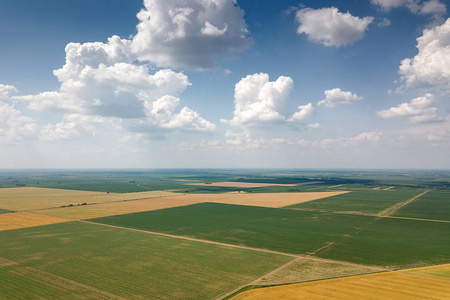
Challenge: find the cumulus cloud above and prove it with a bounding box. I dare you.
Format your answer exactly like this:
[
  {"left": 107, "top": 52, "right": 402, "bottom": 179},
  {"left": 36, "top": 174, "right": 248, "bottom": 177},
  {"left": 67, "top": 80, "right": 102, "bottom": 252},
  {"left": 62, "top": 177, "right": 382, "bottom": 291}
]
[
  {"left": 13, "top": 35, "right": 214, "bottom": 135},
  {"left": 0, "top": 84, "right": 17, "bottom": 99},
  {"left": 0, "top": 101, "right": 37, "bottom": 142},
  {"left": 295, "top": 7, "right": 374, "bottom": 47},
  {"left": 40, "top": 114, "right": 106, "bottom": 142},
  {"left": 371, "top": 0, "right": 447, "bottom": 21},
  {"left": 399, "top": 18, "right": 450, "bottom": 89},
  {"left": 377, "top": 93, "right": 443, "bottom": 122},
  {"left": 289, "top": 103, "right": 315, "bottom": 121},
  {"left": 223, "top": 73, "right": 294, "bottom": 126},
  {"left": 317, "top": 88, "right": 363, "bottom": 107},
  {"left": 131, "top": 0, "right": 251, "bottom": 69}
]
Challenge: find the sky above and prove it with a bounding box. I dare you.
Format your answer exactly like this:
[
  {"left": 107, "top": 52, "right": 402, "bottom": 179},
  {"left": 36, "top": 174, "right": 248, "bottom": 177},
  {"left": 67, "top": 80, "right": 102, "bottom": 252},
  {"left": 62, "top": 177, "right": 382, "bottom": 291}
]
[{"left": 0, "top": 0, "right": 449, "bottom": 169}]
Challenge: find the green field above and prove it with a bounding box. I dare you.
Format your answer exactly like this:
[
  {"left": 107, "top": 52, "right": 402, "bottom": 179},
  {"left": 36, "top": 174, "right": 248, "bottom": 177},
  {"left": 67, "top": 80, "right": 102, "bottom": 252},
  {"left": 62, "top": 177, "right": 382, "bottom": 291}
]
[
  {"left": 0, "top": 208, "right": 12, "bottom": 214},
  {"left": 392, "top": 190, "right": 450, "bottom": 221},
  {"left": 285, "top": 188, "right": 424, "bottom": 215},
  {"left": 316, "top": 217, "right": 450, "bottom": 268},
  {"left": 90, "top": 203, "right": 375, "bottom": 255},
  {"left": 0, "top": 222, "right": 291, "bottom": 299}
]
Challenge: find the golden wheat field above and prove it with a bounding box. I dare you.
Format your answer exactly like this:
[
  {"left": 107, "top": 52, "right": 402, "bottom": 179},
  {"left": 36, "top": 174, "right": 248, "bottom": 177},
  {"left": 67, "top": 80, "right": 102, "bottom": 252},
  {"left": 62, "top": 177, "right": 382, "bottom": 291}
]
[
  {"left": 35, "top": 191, "right": 349, "bottom": 219},
  {"left": 0, "top": 187, "right": 176, "bottom": 211},
  {"left": 0, "top": 212, "right": 71, "bottom": 231},
  {"left": 403, "top": 264, "right": 450, "bottom": 280},
  {"left": 232, "top": 271, "right": 450, "bottom": 300},
  {"left": 37, "top": 196, "right": 205, "bottom": 220}
]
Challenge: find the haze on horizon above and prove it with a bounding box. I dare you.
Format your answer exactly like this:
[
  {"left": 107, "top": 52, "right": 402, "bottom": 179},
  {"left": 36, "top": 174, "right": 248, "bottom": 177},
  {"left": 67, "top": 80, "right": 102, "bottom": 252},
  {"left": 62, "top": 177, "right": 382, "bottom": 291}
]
[{"left": 0, "top": 0, "right": 449, "bottom": 169}]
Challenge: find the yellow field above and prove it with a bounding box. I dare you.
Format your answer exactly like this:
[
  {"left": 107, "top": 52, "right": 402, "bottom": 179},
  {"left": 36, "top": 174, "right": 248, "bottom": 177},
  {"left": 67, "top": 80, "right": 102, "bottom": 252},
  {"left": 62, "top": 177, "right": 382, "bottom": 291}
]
[
  {"left": 37, "top": 196, "right": 205, "bottom": 220},
  {"left": 403, "top": 264, "right": 450, "bottom": 280},
  {"left": 200, "top": 191, "right": 350, "bottom": 208},
  {"left": 232, "top": 271, "right": 450, "bottom": 300},
  {"left": 0, "top": 187, "right": 176, "bottom": 211},
  {"left": 0, "top": 212, "right": 71, "bottom": 231},
  {"left": 36, "top": 191, "right": 349, "bottom": 220}
]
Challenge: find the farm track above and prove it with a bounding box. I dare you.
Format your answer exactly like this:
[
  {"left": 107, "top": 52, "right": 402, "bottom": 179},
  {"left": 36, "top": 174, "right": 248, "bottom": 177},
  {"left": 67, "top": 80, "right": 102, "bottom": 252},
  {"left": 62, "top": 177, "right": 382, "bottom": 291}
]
[{"left": 377, "top": 190, "right": 429, "bottom": 217}]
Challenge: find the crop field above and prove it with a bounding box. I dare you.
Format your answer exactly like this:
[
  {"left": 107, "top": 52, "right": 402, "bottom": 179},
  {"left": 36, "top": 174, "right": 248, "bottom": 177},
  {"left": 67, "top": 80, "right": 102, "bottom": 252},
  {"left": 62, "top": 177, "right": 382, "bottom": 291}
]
[
  {"left": 90, "top": 203, "right": 375, "bottom": 255},
  {"left": 0, "top": 222, "right": 292, "bottom": 299},
  {"left": 37, "top": 195, "right": 206, "bottom": 219},
  {"left": 0, "top": 212, "right": 71, "bottom": 231},
  {"left": 231, "top": 271, "right": 450, "bottom": 300},
  {"left": 403, "top": 263, "right": 450, "bottom": 279},
  {"left": 0, "top": 187, "right": 176, "bottom": 211},
  {"left": 392, "top": 190, "right": 450, "bottom": 221},
  {"left": 317, "top": 217, "right": 450, "bottom": 268},
  {"left": 286, "top": 188, "right": 424, "bottom": 215},
  {"left": 35, "top": 191, "right": 346, "bottom": 220},
  {"left": 187, "top": 181, "right": 301, "bottom": 188},
  {"left": 0, "top": 169, "right": 449, "bottom": 299},
  {"left": 254, "top": 257, "right": 382, "bottom": 286}
]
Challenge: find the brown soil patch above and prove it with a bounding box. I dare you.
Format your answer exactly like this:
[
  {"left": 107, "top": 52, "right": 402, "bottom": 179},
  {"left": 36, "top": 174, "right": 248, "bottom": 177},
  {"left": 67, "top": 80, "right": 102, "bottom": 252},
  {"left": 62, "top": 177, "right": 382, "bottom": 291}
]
[
  {"left": 0, "top": 257, "right": 18, "bottom": 267},
  {"left": 231, "top": 271, "right": 450, "bottom": 300},
  {"left": 0, "top": 212, "right": 71, "bottom": 231}
]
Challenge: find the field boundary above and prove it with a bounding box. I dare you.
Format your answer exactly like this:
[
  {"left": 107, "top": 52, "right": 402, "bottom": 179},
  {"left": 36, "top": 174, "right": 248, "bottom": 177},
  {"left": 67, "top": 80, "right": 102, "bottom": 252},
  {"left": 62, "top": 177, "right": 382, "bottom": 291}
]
[{"left": 377, "top": 190, "right": 429, "bottom": 217}]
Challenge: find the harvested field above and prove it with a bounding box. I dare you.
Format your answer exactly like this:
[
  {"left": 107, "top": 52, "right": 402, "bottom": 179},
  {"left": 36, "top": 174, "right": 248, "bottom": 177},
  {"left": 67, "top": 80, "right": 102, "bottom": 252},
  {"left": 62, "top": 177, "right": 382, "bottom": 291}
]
[
  {"left": 403, "top": 264, "right": 450, "bottom": 279},
  {"left": 231, "top": 271, "right": 450, "bottom": 300},
  {"left": 179, "top": 191, "right": 349, "bottom": 208},
  {"left": 254, "top": 257, "right": 382, "bottom": 286},
  {"left": 37, "top": 192, "right": 346, "bottom": 219},
  {"left": 0, "top": 212, "right": 70, "bottom": 231},
  {"left": 0, "top": 187, "right": 176, "bottom": 211},
  {"left": 38, "top": 196, "right": 205, "bottom": 220}
]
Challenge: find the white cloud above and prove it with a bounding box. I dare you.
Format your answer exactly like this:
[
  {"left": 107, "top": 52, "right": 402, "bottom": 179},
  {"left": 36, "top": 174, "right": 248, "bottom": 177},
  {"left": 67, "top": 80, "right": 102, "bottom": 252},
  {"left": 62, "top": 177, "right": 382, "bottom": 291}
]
[
  {"left": 13, "top": 35, "right": 215, "bottom": 135},
  {"left": 399, "top": 18, "right": 450, "bottom": 89},
  {"left": 317, "top": 88, "right": 363, "bottom": 107},
  {"left": 0, "top": 84, "right": 17, "bottom": 99},
  {"left": 223, "top": 73, "right": 294, "bottom": 126},
  {"left": 377, "top": 17, "right": 391, "bottom": 27},
  {"left": 371, "top": 0, "right": 447, "bottom": 21},
  {"left": 131, "top": 0, "right": 251, "bottom": 69},
  {"left": 40, "top": 114, "right": 106, "bottom": 142},
  {"left": 295, "top": 7, "right": 374, "bottom": 47},
  {"left": 289, "top": 103, "right": 315, "bottom": 121},
  {"left": 371, "top": 0, "right": 417, "bottom": 11},
  {"left": 377, "top": 93, "right": 443, "bottom": 122},
  {"left": 0, "top": 101, "right": 37, "bottom": 142},
  {"left": 145, "top": 95, "right": 215, "bottom": 131}
]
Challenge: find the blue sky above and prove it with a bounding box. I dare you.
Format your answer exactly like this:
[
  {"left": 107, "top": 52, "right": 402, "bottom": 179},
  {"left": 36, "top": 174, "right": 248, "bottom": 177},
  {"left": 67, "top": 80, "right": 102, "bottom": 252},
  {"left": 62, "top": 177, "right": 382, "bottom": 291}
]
[{"left": 0, "top": 0, "right": 449, "bottom": 168}]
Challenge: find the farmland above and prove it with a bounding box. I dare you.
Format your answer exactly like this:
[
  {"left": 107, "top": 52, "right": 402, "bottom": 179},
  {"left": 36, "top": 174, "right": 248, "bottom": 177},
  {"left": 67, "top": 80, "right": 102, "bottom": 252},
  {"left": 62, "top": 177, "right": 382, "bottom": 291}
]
[
  {"left": 0, "top": 222, "right": 291, "bottom": 299},
  {"left": 0, "top": 169, "right": 449, "bottom": 299},
  {"left": 286, "top": 188, "right": 425, "bottom": 215},
  {"left": 392, "top": 190, "right": 450, "bottom": 221},
  {"left": 231, "top": 269, "right": 450, "bottom": 300},
  {"left": 90, "top": 203, "right": 376, "bottom": 255}
]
